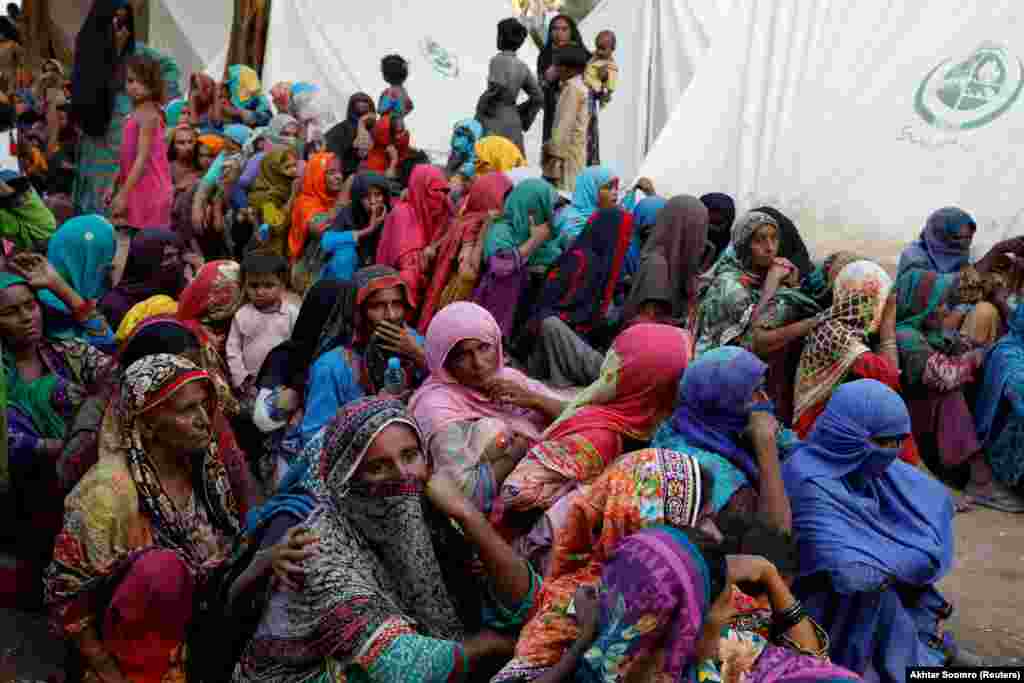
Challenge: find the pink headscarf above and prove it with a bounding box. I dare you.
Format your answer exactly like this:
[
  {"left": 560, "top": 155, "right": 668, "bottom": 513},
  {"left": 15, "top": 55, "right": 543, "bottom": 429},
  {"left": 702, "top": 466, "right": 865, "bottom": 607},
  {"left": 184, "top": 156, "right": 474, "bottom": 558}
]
[
  {"left": 409, "top": 302, "right": 563, "bottom": 444},
  {"left": 375, "top": 164, "right": 452, "bottom": 267}
]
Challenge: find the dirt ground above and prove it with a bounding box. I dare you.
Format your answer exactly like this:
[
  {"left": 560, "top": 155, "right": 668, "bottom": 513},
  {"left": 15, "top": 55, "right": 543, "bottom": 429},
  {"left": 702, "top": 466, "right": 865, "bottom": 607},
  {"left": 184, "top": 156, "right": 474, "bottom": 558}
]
[{"left": 1, "top": 509, "right": 1021, "bottom": 680}]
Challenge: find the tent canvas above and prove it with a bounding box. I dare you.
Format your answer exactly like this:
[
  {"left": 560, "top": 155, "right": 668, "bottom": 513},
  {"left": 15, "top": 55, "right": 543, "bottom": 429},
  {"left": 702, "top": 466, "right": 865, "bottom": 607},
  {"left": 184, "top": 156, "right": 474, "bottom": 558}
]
[
  {"left": 32, "top": 0, "right": 229, "bottom": 92},
  {"left": 638, "top": 0, "right": 1024, "bottom": 268},
  {"left": 263, "top": 0, "right": 544, "bottom": 160},
  {"left": 579, "top": 0, "right": 728, "bottom": 183}
]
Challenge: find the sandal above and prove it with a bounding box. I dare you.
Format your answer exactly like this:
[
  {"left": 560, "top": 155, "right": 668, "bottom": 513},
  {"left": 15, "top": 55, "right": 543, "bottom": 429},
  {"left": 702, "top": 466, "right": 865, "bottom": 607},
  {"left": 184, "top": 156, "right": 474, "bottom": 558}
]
[{"left": 964, "top": 483, "right": 1024, "bottom": 513}]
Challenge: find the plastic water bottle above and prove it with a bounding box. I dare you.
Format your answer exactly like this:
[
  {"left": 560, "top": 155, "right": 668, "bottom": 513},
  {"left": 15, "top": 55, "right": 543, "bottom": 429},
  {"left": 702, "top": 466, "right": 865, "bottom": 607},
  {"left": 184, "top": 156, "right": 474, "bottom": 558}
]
[{"left": 383, "top": 357, "right": 407, "bottom": 396}]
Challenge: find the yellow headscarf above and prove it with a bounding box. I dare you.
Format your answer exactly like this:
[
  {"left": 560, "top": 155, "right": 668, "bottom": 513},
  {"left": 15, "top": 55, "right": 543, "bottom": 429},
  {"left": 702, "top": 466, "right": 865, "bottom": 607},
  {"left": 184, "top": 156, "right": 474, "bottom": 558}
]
[
  {"left": 115, "top": 295, "right": 179, "bottom": 345},
  {"left": 474, "top": 136, "right": 527, "bottom": 175}
]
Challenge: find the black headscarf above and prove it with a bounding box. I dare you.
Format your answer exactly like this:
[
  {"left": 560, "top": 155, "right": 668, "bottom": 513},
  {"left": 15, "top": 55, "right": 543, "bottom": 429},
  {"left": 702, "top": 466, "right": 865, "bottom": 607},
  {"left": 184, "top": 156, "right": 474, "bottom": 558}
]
[
  {"left": 700, "top": 193, "right": 737, "bottom": 262},
  {"left": 120, "top": 320, "right": 200, "bottom": 369},
  {"left": 537, "top": 14, "right": 589, "bottom": 142},
  {"left": 325, "top": 92, "right": 376, "bottom": 177},
  {"left": 255, "top": 279, "right": 357, "bottom": 391},
  {"left": 330, "top": 172, "right": 392, "bottom": 265},
  {"left": 751, "top": 205, "right": 813, "bottom": 276},
  {"left": 0, "top": 16, "right": 19, "bottom": 43},
  {"left": 72, "top": 0, "right": 136, "bottom": 137},
  {"left": 497, "top": 18, "right": 528, "bottom": 52}
]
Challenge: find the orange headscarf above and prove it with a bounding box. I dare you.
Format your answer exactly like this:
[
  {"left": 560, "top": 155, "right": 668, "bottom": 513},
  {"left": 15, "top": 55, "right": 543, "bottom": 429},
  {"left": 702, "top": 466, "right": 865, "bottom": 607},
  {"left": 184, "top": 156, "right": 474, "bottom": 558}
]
[{"left": 289, "top": 152, "right": 339, "bottom": 261}]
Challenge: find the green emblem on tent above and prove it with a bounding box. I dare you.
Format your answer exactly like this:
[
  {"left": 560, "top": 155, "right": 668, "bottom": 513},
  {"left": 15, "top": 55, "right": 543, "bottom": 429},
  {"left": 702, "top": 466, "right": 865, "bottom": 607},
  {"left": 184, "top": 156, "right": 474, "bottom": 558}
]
[
  {"left": 420, "top": 37, "right": 460, "bottom": 79},
  {"left": 915, "top": 42, "right": 1024, "bottom": 130}
]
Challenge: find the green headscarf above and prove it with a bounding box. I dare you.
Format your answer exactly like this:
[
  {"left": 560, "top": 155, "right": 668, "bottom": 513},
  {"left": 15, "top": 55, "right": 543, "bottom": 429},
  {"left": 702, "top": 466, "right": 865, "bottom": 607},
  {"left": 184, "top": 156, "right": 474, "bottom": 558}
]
[
  {"left": 0, "top": 186, "right": 58, "bottom": 251},
  {"left": 0, "top": 273, "right": 66, "bottom": 442},
  {"left": 894, "top": 269, "right": 962, "bottom": 386},
  {"left": 483, "top": 178, "right": 562, "bottom": 268}
]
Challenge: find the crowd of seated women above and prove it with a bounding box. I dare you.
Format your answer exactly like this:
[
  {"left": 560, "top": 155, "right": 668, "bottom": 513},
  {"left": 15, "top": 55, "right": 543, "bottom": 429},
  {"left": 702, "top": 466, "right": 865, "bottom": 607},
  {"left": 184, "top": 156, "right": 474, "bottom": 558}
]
[{"left": 4, "top": 10, "right": 1024, "bottom": 683}]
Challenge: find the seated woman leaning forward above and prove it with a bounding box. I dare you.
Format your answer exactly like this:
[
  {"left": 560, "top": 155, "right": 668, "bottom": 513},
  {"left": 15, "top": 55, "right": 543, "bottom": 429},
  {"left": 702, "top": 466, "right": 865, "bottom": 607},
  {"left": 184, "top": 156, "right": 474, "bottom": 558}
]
[
  {"left": 894, "top": 269, "right": 1024, "bottom": 512},
  {"left": 784, "top": 380, "right": 983, "bottom": 682},
  {"left": 500, "top": 323, "right": 692, "bottom": 524},
  {"left": 232, "top": 397, "right": 540, "bottom": 683},
  {"left": 897, "top": 206, "right": 1024, "bottom": 345},
  {"left": 695, "top": 210, "right": 821, "bottom": 423},
  {"left": 525, "top": 526, "right": 859, "bottom": 683},
  {"left": 409, "top": 301, "right": 568, "bottom": 517},
  {"left": 45, "top": 354, "right": 241, "bottom": 683}
]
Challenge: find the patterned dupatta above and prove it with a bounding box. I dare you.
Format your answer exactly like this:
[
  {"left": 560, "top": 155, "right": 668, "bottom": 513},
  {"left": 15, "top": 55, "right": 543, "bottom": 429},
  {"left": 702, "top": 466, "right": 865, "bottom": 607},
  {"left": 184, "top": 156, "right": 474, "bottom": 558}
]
[
  {"left": 236, "top": 398, "right": 475, "bottom": 682},
  {"left": 794, "top": 261, "right": 892, "bottom": 423}
]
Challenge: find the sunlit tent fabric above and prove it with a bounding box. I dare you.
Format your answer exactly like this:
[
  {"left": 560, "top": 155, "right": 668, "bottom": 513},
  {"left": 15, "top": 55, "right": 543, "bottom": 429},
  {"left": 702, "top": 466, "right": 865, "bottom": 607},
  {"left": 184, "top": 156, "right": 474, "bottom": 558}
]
[
  {"left": 579, "top": 0, "right": 730, "bottom": 183},
  {"left": 638, "top": 0, "right": 1024, "bottom": 268},
  {"left": 262, "top": 0, "right": 544, "bottom": 160}
]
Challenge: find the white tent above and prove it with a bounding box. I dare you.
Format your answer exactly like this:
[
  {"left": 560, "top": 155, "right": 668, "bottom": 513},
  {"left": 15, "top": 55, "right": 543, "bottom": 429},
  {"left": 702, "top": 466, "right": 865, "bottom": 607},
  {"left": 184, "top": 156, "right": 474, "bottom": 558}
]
[
  {"left": 579, "top": 0, "right": 729, "bottom": 183},
  {"left": 262, "top": 0, "right": 542, "bottom": 159},
  {"left": 638, "top": 0, "right": 1024, "bottom": 267},
  {"left": 147, "top": 0, "right": 232, "bottom": 84},
  {"left": 35, "top": 0, "right": 230, "bottom": 92}
]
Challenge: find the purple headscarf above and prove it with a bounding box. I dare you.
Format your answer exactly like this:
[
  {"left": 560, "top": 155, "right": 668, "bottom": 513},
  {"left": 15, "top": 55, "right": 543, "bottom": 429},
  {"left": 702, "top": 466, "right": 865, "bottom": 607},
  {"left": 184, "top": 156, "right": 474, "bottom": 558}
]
[
  {"left": 783, "top": 379, "right": 953, "bottom": 585},
  {"left": 899, "top": 207, "right": 976, "bottom": 275},
  {"left": 669, "top": 346, "right": 767, "bottom": 483}
]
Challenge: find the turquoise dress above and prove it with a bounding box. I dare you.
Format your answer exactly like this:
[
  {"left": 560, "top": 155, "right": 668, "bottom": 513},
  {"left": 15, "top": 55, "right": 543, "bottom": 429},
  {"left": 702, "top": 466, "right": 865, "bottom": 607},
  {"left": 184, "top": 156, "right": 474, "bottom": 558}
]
[{"left": 73, "top": 44, "right": 181, "bottom": 216}]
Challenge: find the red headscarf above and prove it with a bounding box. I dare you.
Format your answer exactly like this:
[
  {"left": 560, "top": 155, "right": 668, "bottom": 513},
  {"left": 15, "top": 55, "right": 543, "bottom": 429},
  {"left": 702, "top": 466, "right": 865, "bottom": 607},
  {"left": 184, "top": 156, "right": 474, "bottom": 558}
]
[
  {"left": 417, "top": 172, "right": 512, "bottom": 333},
  {"left": 375, "top": 164, "right": 452, "bottom": 268},
  {"left": 289, "top": 152, "right": 339, "bottom": 261},
  {"left": 364, "top": 114, "right": 411, "bottom": 173}
]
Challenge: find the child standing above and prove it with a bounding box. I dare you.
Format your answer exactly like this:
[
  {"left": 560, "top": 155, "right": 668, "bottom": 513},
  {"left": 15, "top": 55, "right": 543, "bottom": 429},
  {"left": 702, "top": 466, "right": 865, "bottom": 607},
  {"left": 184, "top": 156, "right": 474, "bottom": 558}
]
[
  {"left": 112, "top": 54, "right": 173, "bottom": 230},
  {"left": 584, "top": 30, "right": 619, "bottom": 107},
  {"left": 543, "top": 46, "right": 591, "bottom": 192},
  {"left": 226, "top": 252, "right": 300, "bottom": 390},
  {"left": 378, "top": 54, "right": 414, "bottom": 124}
]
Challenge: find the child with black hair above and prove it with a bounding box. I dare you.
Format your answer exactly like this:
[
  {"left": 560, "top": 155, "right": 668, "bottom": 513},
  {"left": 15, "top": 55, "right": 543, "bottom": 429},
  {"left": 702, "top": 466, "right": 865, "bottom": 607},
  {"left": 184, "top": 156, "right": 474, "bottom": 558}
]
[
  {"left": 378, "top": 54, "right": 414, "bottom": 124},
  {"left": 227, "top": 251, "right": 300, "bottom": 390}
]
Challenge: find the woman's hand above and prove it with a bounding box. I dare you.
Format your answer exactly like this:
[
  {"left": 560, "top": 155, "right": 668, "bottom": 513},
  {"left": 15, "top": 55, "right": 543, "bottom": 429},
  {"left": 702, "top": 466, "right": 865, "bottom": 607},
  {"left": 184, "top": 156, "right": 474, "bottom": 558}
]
[
  {"left": 277, "top": 387, "right": 301, "bottom": 413},
  {"left": 457, "top": 242, "right": 481, "bottom": 280},
  {"left": 572, "top": 584, "right": 601, "bottom": 643},
  {"left": 483, "top": 378, "right": 537, "bottom": 410},
  {"left": 746, "top": 411, "right": 779, "bottom": 451},
  {"left": 881, "top": 291, "right": 898, "bottom": 329},
  {"left": 634, "top": 177, "right": 656, "bottom": 196},
  {"left": 425, "top": 470, "right": 475, "bottom": 521},
  {"left": 726, "top": 554, "right": 778, "bottom": 588},
  {"left": 375, "top": 320, "right": 425, "bottom": 367},
  {"left": 529, "top": 215, "right": 552, "bottom": 243},
  {"left": 9, "top": 252, "right": 63, "bottom": 291},
  {"left": 271, "top": 526, "right": 319, "bottom": 592},
  {"left": 419, "top": 244, "right": 438, "bottom": 274}
]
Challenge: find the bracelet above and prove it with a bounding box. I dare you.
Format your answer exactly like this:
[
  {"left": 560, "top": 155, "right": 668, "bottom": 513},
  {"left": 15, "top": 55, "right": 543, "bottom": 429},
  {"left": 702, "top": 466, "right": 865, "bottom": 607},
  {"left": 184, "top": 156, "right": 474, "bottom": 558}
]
[
  {"left": 878, "top": 338, "right": 898, "bottom": 349},
  {"left": 770, "top": 599, "right": 807, "bottom": 640}
]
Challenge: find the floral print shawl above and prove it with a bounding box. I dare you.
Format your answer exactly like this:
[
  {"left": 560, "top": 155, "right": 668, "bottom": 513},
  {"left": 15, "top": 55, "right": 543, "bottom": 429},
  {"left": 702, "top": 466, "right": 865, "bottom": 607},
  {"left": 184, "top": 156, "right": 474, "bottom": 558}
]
[{"left": 46, "top": 355, "right": 238, "bottom": 639}]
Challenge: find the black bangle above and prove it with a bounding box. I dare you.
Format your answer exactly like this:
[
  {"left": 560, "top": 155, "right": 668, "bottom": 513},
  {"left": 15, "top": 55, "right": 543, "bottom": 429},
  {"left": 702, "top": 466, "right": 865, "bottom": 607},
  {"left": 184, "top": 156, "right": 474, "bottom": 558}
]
[{"left": 771, "top": 600, "right": 807, "bottom": 640}]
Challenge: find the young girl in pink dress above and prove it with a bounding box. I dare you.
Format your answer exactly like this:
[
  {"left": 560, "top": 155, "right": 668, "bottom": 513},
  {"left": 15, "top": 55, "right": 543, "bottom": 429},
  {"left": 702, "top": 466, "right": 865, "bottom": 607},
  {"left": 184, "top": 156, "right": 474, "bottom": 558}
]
[{"left": 111, "top": 54, "right": 173, "bottom": 230}]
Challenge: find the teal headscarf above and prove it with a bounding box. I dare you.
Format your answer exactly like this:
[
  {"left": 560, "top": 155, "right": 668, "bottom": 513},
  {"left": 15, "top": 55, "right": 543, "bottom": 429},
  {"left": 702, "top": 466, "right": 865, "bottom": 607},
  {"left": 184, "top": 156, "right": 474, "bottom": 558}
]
[
  {"left": 165, "top": 98, "right": 187, "bottom": 128},
  {"left": 0, "top": 273, "right": 66, "bottom": 440},
  {"left": 483, "top": 178, "right": 562, "bottom": 268},
  {"left": 47, "top": 214, "right": 117, "bottom": 301},
  {"left": 556, "top": 166, "right": 616, "bottom": 242},
  {"left": 894, "top": 269, "right": 962, "bottom": 385}
]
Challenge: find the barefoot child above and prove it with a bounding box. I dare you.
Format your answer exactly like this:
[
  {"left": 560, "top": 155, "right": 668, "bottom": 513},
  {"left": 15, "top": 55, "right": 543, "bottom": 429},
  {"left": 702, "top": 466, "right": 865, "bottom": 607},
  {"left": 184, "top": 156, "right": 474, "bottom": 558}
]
[{"left": 111, "top": 54, "right": 173, "bottom": 231}]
